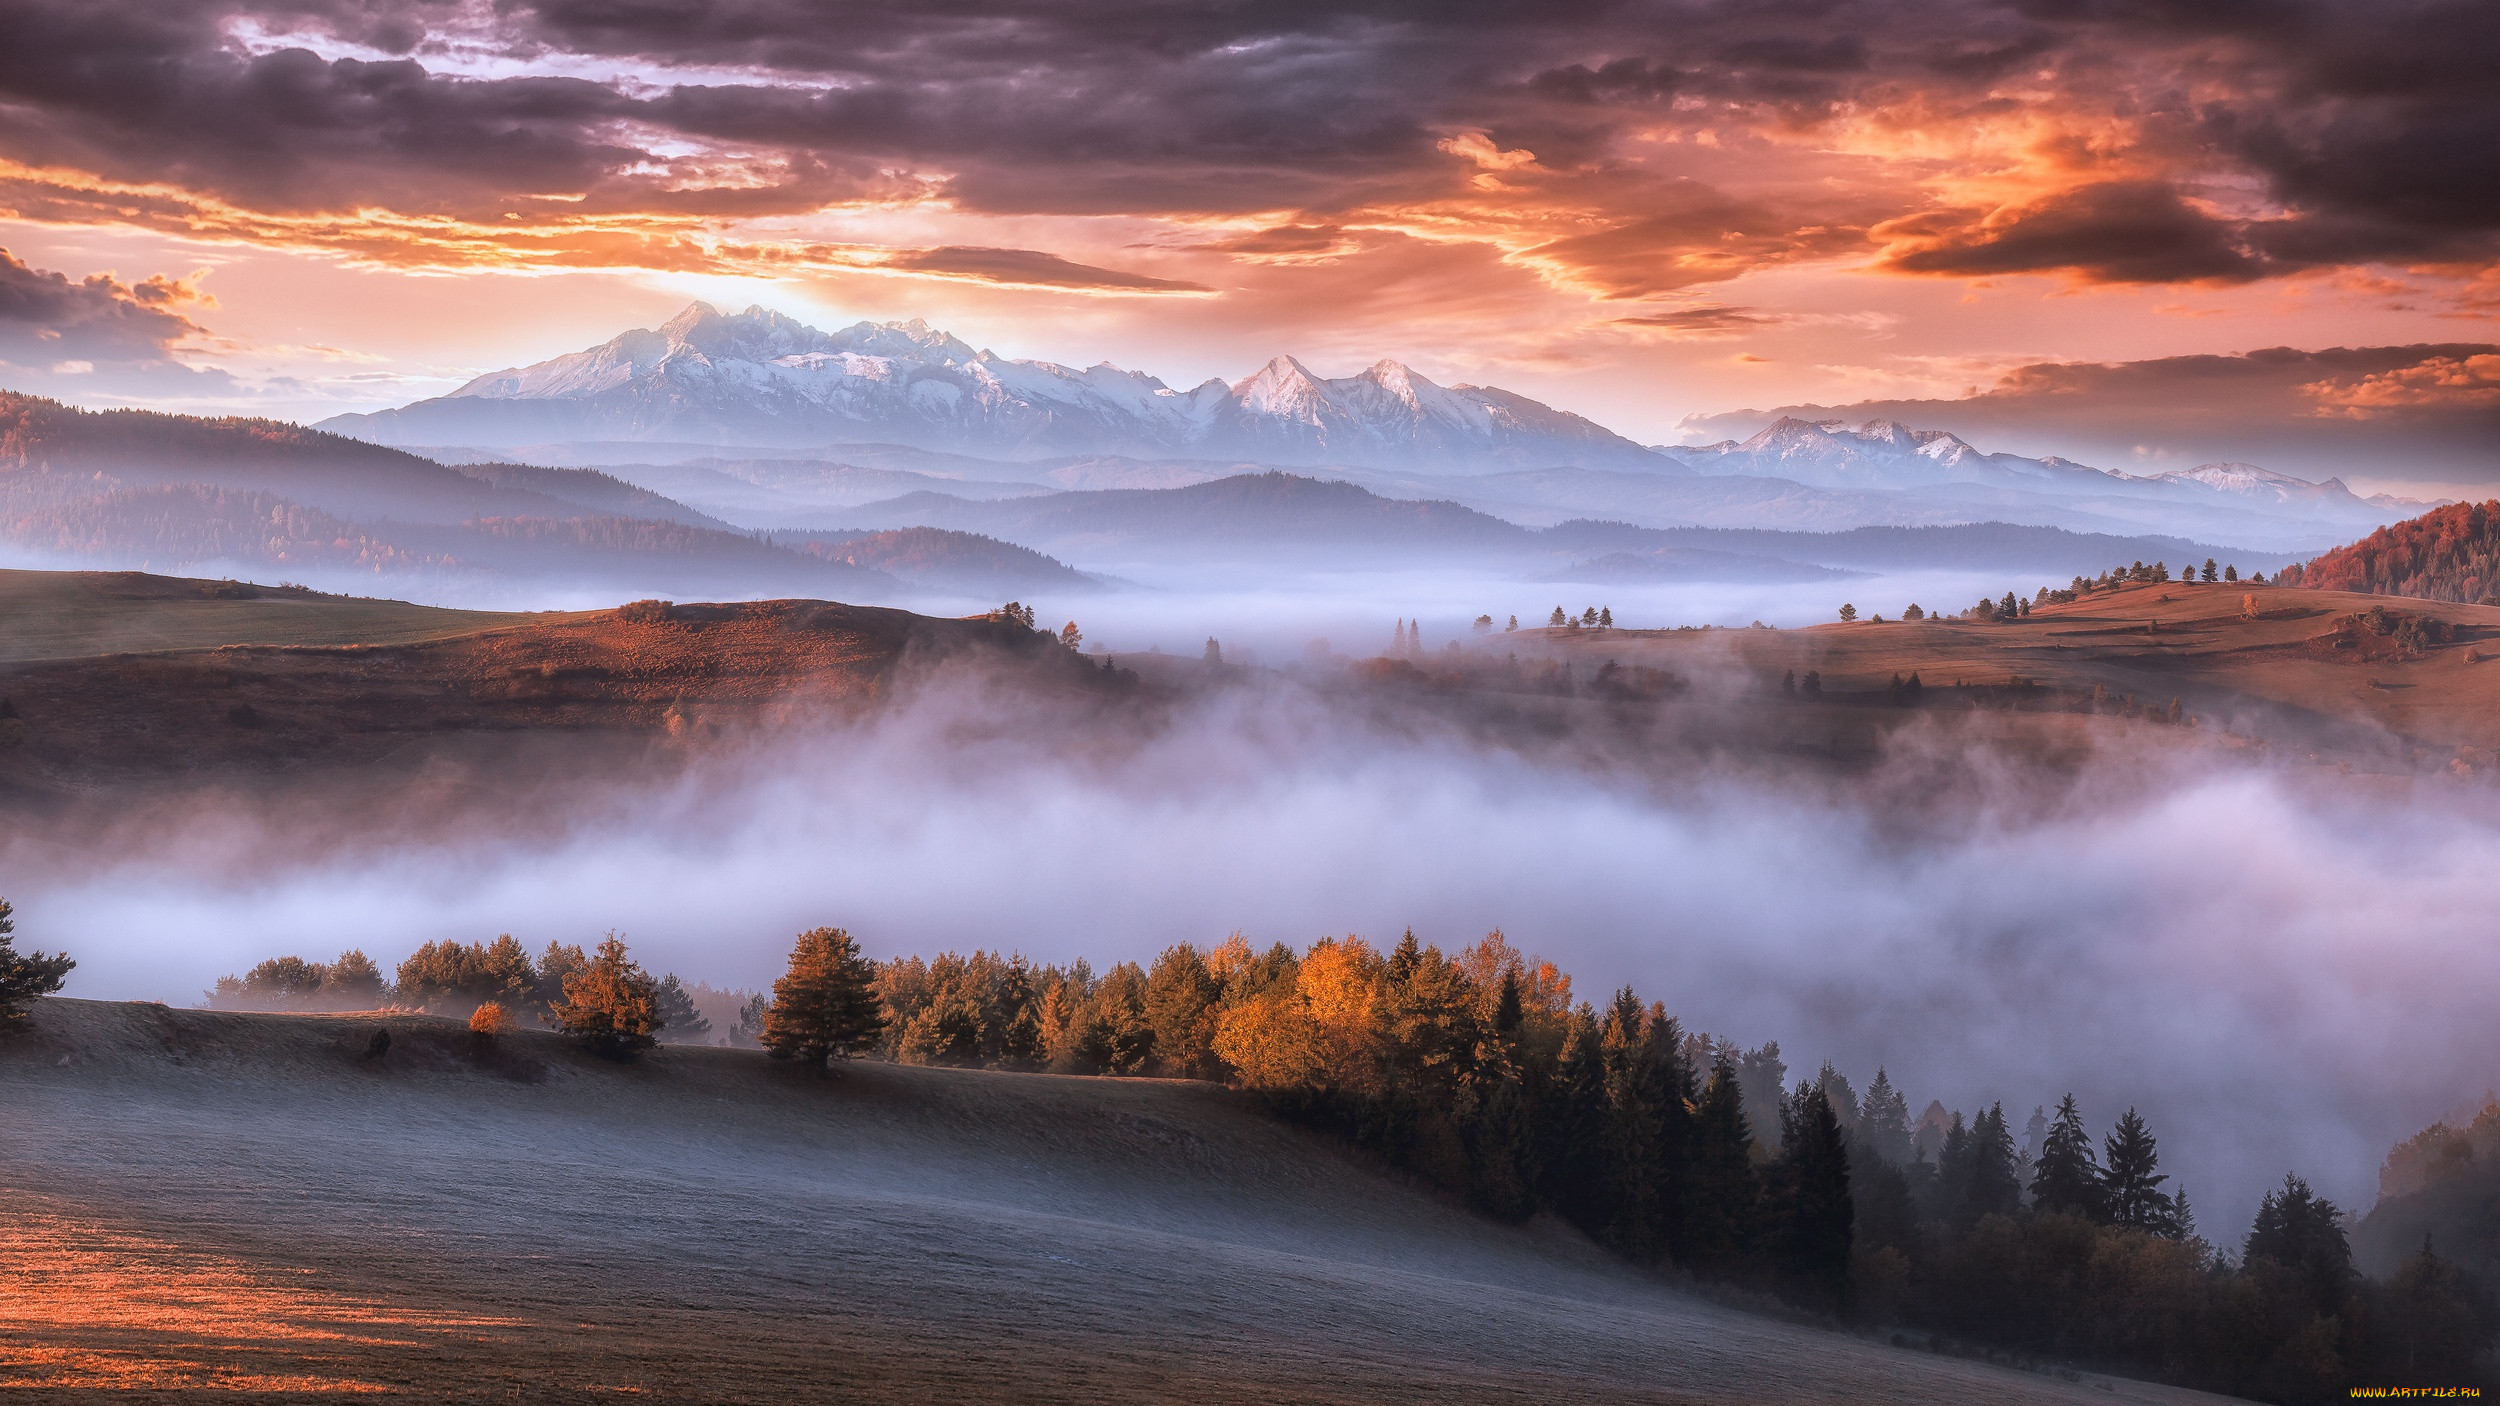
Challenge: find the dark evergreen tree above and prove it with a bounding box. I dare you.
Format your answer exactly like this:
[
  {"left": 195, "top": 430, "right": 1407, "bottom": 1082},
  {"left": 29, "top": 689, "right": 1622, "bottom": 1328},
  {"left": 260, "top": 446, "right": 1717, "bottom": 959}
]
[
  {"left": 1685, "top": 1058, "right": 1758, "bottom": 1274},
  {"left": 653, "top": 973, "right": 711, "bottom": 1044},
  {"left": 1858, "top": 1067, "right": 1912, "bottom": 1168},
  {"left": 0, "top": 897, "right": 71, "bottom": 1026},
  {"left": 2101, "top": 1107, "right": 2181, "bottom": 1236},
  {"left": 1643, "top": 1005, "right": 1697, "bottom": 1264},
  {"left": 2244, "top": 1174, "right": 2354, "bottom": 1318},
  {"left": 552, "top": 934, "right": 661, "bottom": 1061},
  {"left": 1962, "top": 1103, "right": 2022, "bottom": 1224},
  {"left": 2030, "top": 1093, "right": 2105, "bottom": 1219},
  {"left": 1927, "top": 1112, "right": 1972, "bottom": 1224},
  {"left": 731, "top": 991, "right": 769, "bottom": 1048},
  {"left": 1541, "top": 1008, "right": 1611, "bottom": 1235},
  {"left": 1772, "top": 1083, "right": 1854, "bottom": 1311},
  {"left": 762, "top": 927, "right": 889, "bottom": 1068},
  {"left": 1599, "top": 989, "right": 1663, "bottom": 1258},
  {"left": 1492, "top": 969, "right": 1524, "bottom": 1036}
]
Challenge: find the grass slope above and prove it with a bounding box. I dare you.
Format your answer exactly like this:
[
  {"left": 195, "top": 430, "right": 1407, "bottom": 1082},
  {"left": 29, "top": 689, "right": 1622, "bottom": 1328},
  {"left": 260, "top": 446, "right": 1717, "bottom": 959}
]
[{"left": 0, "top": 999, "right": 2226, "bottom": 1405}]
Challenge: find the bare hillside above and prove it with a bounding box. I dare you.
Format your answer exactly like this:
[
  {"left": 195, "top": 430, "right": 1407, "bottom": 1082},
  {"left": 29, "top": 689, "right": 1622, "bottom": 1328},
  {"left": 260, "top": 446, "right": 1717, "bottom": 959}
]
[{"left": 0, "top": 1000, "right": 2224, "bottom": 1404}]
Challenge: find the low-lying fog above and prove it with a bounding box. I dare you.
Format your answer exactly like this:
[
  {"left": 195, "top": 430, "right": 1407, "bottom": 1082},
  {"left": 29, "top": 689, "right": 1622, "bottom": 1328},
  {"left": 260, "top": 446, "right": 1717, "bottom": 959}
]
[{"left": 13, "top": 626, "right": 2493, "bottom": 1243}]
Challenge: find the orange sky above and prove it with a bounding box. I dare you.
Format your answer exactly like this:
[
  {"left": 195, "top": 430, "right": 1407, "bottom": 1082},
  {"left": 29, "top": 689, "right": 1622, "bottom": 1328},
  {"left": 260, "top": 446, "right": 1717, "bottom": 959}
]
[{"left": 0, "top": 1, "right": 2492, "bottom": 477}]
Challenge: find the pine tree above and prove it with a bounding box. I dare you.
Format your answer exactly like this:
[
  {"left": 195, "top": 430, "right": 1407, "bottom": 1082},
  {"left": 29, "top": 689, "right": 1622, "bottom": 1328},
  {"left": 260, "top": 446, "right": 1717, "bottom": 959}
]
[
  {"left": 762, "top": 927, "right": 889, "bottom": 1068},
  {"left": 653, "top": 973, "right": 712, "bottom": 1044},
  {"left": 0, "top": 897, "right": 72, "bottom": 1026},
  {"left": 552, "top": 934, "right": 661, "bottom": 1061},
  {"left": 2030, "top": 1093, "right": 2105, "bottom": 1219},
  {"left": 1772, "top": 1084, "right": 1854, "bottom": 1311},
  {"left": 2101, "top": 1107, "right": 2180, "bottom": 1235},
  {"left": 1685, "top": 1058, "right": 1758, "bottom": 1273},
  {"left": 1643, "top": 1006, "right": 1697, "bottom": 1263},
  {"left": 731, "top": 991, "right": 769, "bottom": 1048}
]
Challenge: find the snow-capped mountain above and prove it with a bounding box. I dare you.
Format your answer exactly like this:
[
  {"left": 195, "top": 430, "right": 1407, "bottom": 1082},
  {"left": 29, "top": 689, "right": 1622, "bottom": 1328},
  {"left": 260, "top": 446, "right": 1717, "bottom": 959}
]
[
  {"left": 318, "top": 303, "right": 1664, "bottom": 473},
  {"left": 1666, "top": 417, "right": 2140, "bottom": 494}
]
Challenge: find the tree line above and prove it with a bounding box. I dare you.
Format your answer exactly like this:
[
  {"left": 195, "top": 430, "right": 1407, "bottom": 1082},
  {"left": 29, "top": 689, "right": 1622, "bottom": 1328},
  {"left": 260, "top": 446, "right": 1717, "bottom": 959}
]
[{"left": 73, "top": 920, "right": 2500, "bottom": 1399}]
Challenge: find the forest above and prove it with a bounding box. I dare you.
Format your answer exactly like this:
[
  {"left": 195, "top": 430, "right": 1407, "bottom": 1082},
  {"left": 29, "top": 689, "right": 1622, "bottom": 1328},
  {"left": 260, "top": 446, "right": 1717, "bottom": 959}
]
[
  {"left": 173, "top": 925, "right": 2500, "bottom": 1403},
  {"left": 2279, "top": 500, "right": 2500, "bottom": 604}
]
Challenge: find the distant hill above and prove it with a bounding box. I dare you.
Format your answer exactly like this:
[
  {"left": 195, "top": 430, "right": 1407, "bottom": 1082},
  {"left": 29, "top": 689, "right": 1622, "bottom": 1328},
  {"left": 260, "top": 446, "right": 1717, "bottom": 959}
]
[
  {"left": 780, "top": 527, "right": 1096, "bottom": 596},
  {"left": 837, "top": 470, "right": 2295, "bottom": 579},
  {"left": 446, "top": 461, "right": 736, "bottom": 530},
  {"left": 2278, "top": 500, "right": 2500, "bottom": 603}
]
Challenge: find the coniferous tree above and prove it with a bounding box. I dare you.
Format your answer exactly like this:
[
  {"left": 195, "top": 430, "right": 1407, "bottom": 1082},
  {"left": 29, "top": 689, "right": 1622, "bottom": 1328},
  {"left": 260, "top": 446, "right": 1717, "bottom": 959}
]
[
  {"left": 1858, "top": 1068, "right": 1912, "bottom": 1168},
  {"left": 2101, "top": 1107, "right": 2181, "bottom": 1236},
  {"left": 1772, "top": 1083, "right": 1854, "bottom": 1311},
  {"left": 1963, "top": 1103, "right": 2022, "bottom": 1224},
  {"left": 1643, "top": 1005, "right": 1697, "bottom": 1263},
  {"left": 1599, "top": 990, "right": 1663, "bottom": 1258},
  {"left": 653, "top": 973, "right": 711, "bottom": 1044},
  {"left": 2244, "top": 1174, "right": 2354, "bottom": 1318},
  {"left": 762, "top": 927, "right": 888, "bottom": 1068},
  {"left": 731, "top": 991, "right": 769, "bottom": 1048},
  {"left": 1542, "top": 1008, "right": 1611, "bottom": 1235},
  {"left": 2030, "top": 1093, "right": 2105, "bottom": 1219},
  {"left": 0, "top": 897, "right": 72, "bottom": 1025},
  {"left": 1685, "top": 1057, "right": 1758, "bottom": 1274},
  {"left": 1928, "top": 1112, "right": 1972, "bottom": 1223},
  {"left": 553, "top": 934, "right": 661, "bottom": 1061},
  {"left": 1143, "top": 944, "right": 1222, "bottom": 1078}
]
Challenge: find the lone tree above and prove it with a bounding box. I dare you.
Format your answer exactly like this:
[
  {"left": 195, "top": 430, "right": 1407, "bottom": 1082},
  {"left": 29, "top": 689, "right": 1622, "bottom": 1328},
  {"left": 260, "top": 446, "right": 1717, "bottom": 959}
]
[
  {"left": 0, "top": 898, "right": 72, "bottom": 1026},
  {"left": 552, "top": 934, "right": 661, "bottom": 1060},
  {"left": 1838, "top": 603, "right": 1857, "bottom": 622},
  {"left": 762, "top": 927, "right": 888, "bottom": 1068}
]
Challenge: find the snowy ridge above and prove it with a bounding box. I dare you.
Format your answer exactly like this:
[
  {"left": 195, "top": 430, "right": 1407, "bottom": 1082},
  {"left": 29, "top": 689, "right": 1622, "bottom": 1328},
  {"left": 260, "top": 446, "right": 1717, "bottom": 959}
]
[{"left": 321, "top": 304, "right": 1664, "bottom": 473}]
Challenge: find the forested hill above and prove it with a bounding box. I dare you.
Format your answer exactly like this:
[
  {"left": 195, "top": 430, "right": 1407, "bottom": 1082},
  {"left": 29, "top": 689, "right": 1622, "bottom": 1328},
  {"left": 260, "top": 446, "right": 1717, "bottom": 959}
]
[{"left": 2280, "top": 500, "right": 2500, "bottom": 603}]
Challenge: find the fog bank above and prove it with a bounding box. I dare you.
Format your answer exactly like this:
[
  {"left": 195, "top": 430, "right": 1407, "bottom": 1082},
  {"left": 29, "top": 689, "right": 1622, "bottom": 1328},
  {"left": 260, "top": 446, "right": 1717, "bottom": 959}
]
[{"left": 10, "top": 665, "right": 2489, "bottom": 1236}]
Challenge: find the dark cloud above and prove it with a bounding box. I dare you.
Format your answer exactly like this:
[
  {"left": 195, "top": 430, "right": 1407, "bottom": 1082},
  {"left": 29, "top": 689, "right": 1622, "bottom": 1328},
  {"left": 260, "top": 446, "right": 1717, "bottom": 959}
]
[
  {"left": 0, "top": 0, "right": 2487, "bottom": 291},
  {"left": 1678, "top": 343, "right": 2500, "bottom": 485},
  {"left": 1878, "top": 181, "right": 2264, "bottom": 284},
  {"left": 1608, "top": 304, "right": 1783, "bottom": 335},
  {"left": 879, "top": 247, "right": 1212, "bottom": 293},
  {"left": 0, "top": 247, "right": 198, "bottom": 365}
]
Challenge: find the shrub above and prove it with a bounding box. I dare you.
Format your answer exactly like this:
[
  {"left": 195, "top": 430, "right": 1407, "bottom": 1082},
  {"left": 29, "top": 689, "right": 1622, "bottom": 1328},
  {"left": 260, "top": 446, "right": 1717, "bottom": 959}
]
[{"left": 469, "top": 1001, "right": 515, "bottom": 1036}]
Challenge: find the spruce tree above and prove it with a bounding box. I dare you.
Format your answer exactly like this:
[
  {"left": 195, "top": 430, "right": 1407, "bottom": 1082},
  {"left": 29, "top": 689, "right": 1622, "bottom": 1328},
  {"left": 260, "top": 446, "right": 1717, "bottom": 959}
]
[
  {"left": 762, "top": 927, "right": 889, "bottom": 1068},
  {"left": 1772, "top": 1084, "right": 1854, "bottom": 1312},
  {"left": 1599, "top": 990, "right": 1663, "bottom": 1258},
  {"left": 653, "top": 974, "right": 712, "bottom": 1044},
  {"left": 1962, "top": 1103, "right": 2022, "bottom": 1224},
  {"left": 553, "top": 935, "right": 661, "bottom": 1061},
  {"left": 1541, "top": 1008, "right": 1611, "bottom": 1235},
  {"left": 1643, "top": 1005, "right": 1697, "bottom": 1264},
  {"left": 1928, "top": 1112, "right": 1972, "bottom": 1224},
  {"left": 0, "top": 897, "right": 72, "bottom": 1026},
  {"left": 2030, "top": 1093, "right": 2105, "bottom": 1219},
  {"left": 2101, "top": 1107, "right": 2180, "bottom": 1235},
  {"left": 1858, "top": 1068, "right": 1912, "bottom": 1167},
  {"left": 2244, "top": 1174, "right": 2353, "bottom": 1317},
  {"left": 1685, "top": 1058, "right": 1758, "bottom": 1274}
]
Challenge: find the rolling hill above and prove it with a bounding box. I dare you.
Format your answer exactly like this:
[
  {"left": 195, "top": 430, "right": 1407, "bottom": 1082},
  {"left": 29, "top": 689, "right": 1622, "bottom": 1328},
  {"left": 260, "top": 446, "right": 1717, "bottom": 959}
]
[
  {"left": 2278, "top": 499, "right": 2500, "bottom": 603},
  {"left": 0, "top": 998, "right": 2223, "bottom": 1404}
]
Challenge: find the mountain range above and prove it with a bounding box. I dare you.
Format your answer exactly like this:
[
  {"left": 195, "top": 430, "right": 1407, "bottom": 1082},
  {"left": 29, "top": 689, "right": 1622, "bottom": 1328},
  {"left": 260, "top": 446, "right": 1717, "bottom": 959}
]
[
  {"left": 319, "top": 303, "right": 1661, "bottom": 472},
  {"left": 315, "top": 304, "right": 2431, "bottom": 552}
]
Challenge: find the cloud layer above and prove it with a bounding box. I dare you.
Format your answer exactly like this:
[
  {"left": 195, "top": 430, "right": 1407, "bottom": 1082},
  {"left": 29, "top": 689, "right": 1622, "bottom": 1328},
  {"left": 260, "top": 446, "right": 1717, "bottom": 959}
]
[{"left": 0, "top": 0, "right": 2492, "bottom": 302}]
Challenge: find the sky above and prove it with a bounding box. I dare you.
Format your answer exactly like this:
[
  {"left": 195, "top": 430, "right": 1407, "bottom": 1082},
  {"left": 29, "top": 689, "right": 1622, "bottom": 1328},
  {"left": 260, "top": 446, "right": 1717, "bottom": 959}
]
[{"left": 0, "top": 0, "right": 2494, "bottom": 488}]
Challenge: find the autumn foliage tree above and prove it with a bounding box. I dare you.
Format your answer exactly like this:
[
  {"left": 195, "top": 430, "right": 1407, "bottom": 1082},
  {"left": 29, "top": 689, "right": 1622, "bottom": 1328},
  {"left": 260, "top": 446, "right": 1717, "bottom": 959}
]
[
  {"left": 762, "top": 927, "right": 887, "bottom": 1068},
  {"left": 552, "top": 934, "right": 661, "bottom": 1061}
]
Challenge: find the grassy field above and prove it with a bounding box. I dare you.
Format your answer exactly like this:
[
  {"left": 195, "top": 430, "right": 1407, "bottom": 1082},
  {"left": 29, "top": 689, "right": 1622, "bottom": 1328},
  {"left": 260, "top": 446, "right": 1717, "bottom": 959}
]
[
  {"left": 0, "top": 999, "right": 2230, "bottom": 1404},
  {"left": 0, "top": 569, "right": 556, "bottom": 664}
]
